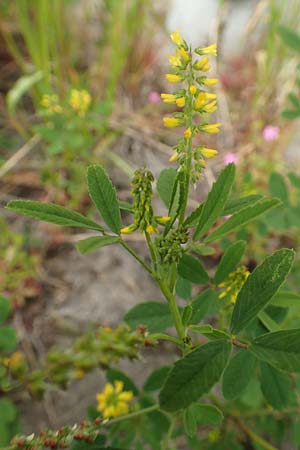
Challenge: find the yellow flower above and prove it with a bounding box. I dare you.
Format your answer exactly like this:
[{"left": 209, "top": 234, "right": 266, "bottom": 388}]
[
  {"left": 96, "top": 381, "right": 133, "bottom": 419},
  {"left": 161, "top": 93, "right": 176, "bottom": 104},
  {"left": 69, "top": 89, "right": 91, "bottom": 117},
  {"left": 156, "top": 216, "right": 171, "bottom": 224},
  {"left": 169, "top": 152, "right": 178, "bottom": 162},
  {"left": 194, "top": 93, "right": 217, "bottom": 110},
  {"left": 189, "top": 84, "right": 197, "bottom": 95},
  {"left": 74, "top": 369, "right": 85, "bottom": 380},
  {"left": 184, "top": 127, "right": 192, "bottom": 139},
  {"left": 202, "top": 100, "right": 218, "bottom": 113},
  {"left": 41, "top": 94, "right": 62, "bottom": 114},
  {"left": 168, "top": 51, "right": 181, "bottom": 68},
  {"left": 146, "top": 224, "right": 158, "bottom": 234},
  {"left": 170, "top": 30, "right": 184, "bottom": 47},
  {"left": 165, "top": 73, "right": 181, "bottom": 83},
  {"left": 175, "top": 97, "right": 186, "bottom": 108},
  {"left": 4, "top": 351, "right": 24, "bottom": 369},
  {"left": 180, "top": 47, "right": 190, "bottom": 62},
  {"left": 201, "top": 123, "right": 221, "bottom": 134},
  {"left": 120, "top": 224, "right": 137, "bottom": 234},
  {"left": 194, "top": 56, "right": 209, "bottom": 71},
  {"left": 163, "top": 117, "right": 181, "bottom": 128},
  {"left": 201, "top": 148, "right": 218, "bottom": 158},
  {"left": 197, "top": 43, "right": 217, "bottom": 56},
  {"left": 203, "top": 78, "right": 219, "bottom": 86}
]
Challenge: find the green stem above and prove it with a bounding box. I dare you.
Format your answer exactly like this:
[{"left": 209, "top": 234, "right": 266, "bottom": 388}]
[
  {"left": 120, "top": 239, "right": 153, "bottom": 275},
  {"left": 108, "top": 404, "right": 159, "bottom": 425},
  {"left": 235, "top": 417, "right": 279, "bottom": 450},
  {"left": 150, "top": 333, "right": 184, "bottom": 347},
  {"left": 158, "top": 279, "right": 185, "bottom": 341},
  {"left": 145, "top": 231, "right": 158, "bottom": 272}
]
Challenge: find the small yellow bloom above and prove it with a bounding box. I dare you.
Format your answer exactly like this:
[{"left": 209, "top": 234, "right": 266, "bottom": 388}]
[
  {"left": 194, "top": 56, "right": 209, "bottom": 70},
  {"left": 170, "top": 30, "right": 184, "bottom": 47},
  {"left": 203, "top": 78, "right": 219, "bottom": 86},
  {"left": 161, "top": 93, "right": 176, "bottom": 104},
  {"left": 202, "top": 100, "right": 218, "bottom": 113},
  {"left": 169, "top": 152, "right": 178, "bottom": 162},
  {"left": 189, "top": 84, "right": 197, "bottom": 95},
  {"left": 41, "top": 94, "right": 62, "bottom": 114},
  {"left": 4, "top": 351, "right": 24, "bottom": 369},
  {"left": 184, "top": 127, "right": 192, "bottom": 139},
  {"left": 146, "top": 224, "right": 158, "bottom": 234},
  {"left": 120, "top": 224, "right": 137, "bottom": 234},
  {"left": 96, "top": 380, "right": 133, "bottom": 419},
  {"left": 156, "top": 216, "right": 171, "bottom": 224},
  {"left": 168, "top": 51, "right": 181, "bottom": 68},
  {"left": 197, "top": 43, "right": 217, "bottom": 56},
  {"left": 74, "top": 369, "right": 85, "bottom": 380},
  {"left": 69, "top": 89, "right": 91, "bottom": 117},
  {"left": 180, "top": 47, "right": 190, "bottom": 62},
  {"left": 199, "top": 159, "right": 206, "bottom": 168},
  {"left": 163, "top": 117, "right": 181, "bottom": 128},
  {"left": 166, "top": 73, "right": 181, "bottom": 83},
  {"left": 201, "top": 123, "right": 221, "bottom": 134},
  {"left": 201, "top": 148, "right": 218, "bottom": 158},
  {"left": 194, "top": 92, "right": 217, "bottom": 110},
  {"left": 175, "top": 97, "right": 186, "bottom": 108}
]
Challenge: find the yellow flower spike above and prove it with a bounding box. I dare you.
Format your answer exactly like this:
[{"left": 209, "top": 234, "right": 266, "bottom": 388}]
[
  {"left": 201, "top": 148, "right": 218, "bottom": 158},
  {"left": 163, "top": 117, "right": 181, "bottom": 128},
  {"left": 161, "top": 93, "right": 177, "bottom": 104},
  {"left": 203, "top": 78, "right": 219, "bottom": 86},
  {"left": 189, "top": 84, "right": 197, "bottom": 95},
  {"left": 180, "top": 47, "right": 190, "bottom": 62},
  {"left": 196, "top": 43, "right": 217, "bottom": 56},
  {"left": 170, "top": 29, "right": 184, "bottom": 47},
  {"left": 175, "top": 97, "right": 186, "bottom": 108},
  {"left": 194, "top": 56, "right": 209, "bottom": 70},
  {"left": 184, "top": 127, "right": 192, "bottom": 139},
  {"left": 201, "top": 123, "right": 221, "bottom": 134},
  {"left": 169, "top": 152, "right": 179, "bottom": 162},
  {"left": 165, "top": 73, "right": 181, "bottom": 83}
]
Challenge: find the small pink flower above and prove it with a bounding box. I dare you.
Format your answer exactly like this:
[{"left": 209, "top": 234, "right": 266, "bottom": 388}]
[
  {"left": 262, "top": 125, "right": 279, "bottom": 142},
  {"left": 224, "top": 214, "right": 232, "bottom": 221},
  {"left": 148, "top": 91, "right": 160, "bottom": 104},
  {"left": 223, "top": 152, "right": 238, "bottom": 165}
]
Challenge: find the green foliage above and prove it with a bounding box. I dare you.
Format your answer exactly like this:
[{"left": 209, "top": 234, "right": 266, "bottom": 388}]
[
  {"left": 159, "top": 340, "right": 231, "bottom": 412},
  {"left": 87, "top": 165, "right": 122, "bottom": 234},
  {"left": 76, "top": 236, "right": 120, "bottom": 254},
  {"left": 124, "top": 302, "right": 173, "bottom": 333},
  {"left": 177, "top": 254, "right": 209, "bottom": 284},
  {"left": 222, "top": 350, "right": 256, "bottom": 400},
  {"left": 230, "top": 249, "right": 294, "bottom": 334},
  {"left": 157, "top": 168, "right": 177, "bottom": 208},
  {"left": 214, "top": 240, "right": 246, "bottom": 284}
]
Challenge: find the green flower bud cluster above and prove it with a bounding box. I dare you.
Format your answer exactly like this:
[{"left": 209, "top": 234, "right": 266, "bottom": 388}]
[
  {"left": 156, "top": 228, "right": 188, "bottom": 265},
  {"left": 10, "top": 418, "right": 103, "bottom": 450},
  {"left": 131, "top": 168, "right": 157, "bottom": 234},
  {"left": 8, "top": 325, "right": 147, "bottom": 396}
]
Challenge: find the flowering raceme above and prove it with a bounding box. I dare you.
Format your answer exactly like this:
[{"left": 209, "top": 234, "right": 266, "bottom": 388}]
[{"left": 162, "top": 31, "right": 220, "bottom": 182}]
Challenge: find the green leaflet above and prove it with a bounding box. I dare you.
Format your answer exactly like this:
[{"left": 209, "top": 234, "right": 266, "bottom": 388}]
[
  {"left": 76, "top": 236, "right": 120, "bottom": 254},
  {"left": 159, "top": 340, "right": 231, "bottom": 412},
  {"left": 193, "top": 163, "right": 235, "bottom": 240},
  {"left": 143, "top": 366, "right": 171, "bottom": 392},
  {"left": 156, "top": 168, "right": 177, "bottom": 208},
  {"left": 177, "top": 254, "right": 209, "bottom": 284},
  {"left": 0, "top": 326, "right": 17, "bottom": 352},
  {"left": 6, "top": 200, "right": 104, "bottom": 232},
  {"left": 205, "top": 198, "right": 281, "bottom": 243},
  {"left": 184, "top": 403, "right": 223, "bottom": 437},
  {"left": 250, "top": 329, "right": 300, "bottom": 372},
  {"left": 0, "top": 297, "right": 11, "bottom": 325},
  {"left": 278, "top": 25, "right": 300, "bottom": 52},
  {"left": 230, "top": 249, "right": 294, "bottom": 334},
  {"left": 269, "top": 172, "right": 289, "bottom": 203},
  {"left": 222, "top": 350, "right": 256, "bottom": 400},
  {"left": 260, "top": 363, "right": 291, "bottom": 410},
  {"left": 124, "top": 302, "right": 173, "bottom": 333},
  {"left": 222, "top": 195, "right": 263, "bottom": 216},
  {"left": 87, "top": 165, "right": 122, "bottom": 234},
  {"left": 214, "top": 240, "right": 246, "bottom": 284}
]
